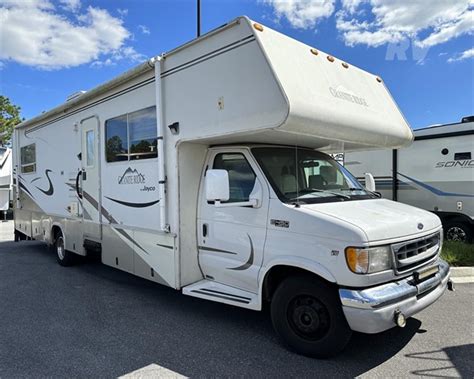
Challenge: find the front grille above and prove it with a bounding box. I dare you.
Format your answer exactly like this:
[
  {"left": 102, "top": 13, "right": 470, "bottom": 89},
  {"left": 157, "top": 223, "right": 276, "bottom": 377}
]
[{"left": 392, "top": 232, "right": 441, "bottom": 274}]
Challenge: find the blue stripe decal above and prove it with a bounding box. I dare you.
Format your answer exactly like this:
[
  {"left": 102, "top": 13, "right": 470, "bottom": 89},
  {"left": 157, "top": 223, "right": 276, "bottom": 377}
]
[{"left": 397, "top": 172, "right": 474, "bottom": 198}]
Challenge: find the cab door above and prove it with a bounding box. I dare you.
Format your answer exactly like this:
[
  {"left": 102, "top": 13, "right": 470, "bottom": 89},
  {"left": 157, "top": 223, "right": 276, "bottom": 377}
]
[
  {"left": 198, "top": 149, "right": 269, "bottom": 292},
  {"left": 80, "top": 116, "right": 102, "bottom": 241}
]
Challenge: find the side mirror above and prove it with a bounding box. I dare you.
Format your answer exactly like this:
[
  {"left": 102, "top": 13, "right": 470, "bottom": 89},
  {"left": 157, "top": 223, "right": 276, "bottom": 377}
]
[
  {"left": 205, "top": 169, "right": 230, "bottom": 202},
  {"left": 364, "top": 172, "right": 376, "bottom": 192}
]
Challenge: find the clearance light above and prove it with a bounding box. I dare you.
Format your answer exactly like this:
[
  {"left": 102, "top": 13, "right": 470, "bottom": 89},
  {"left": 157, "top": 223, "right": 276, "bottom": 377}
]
[
  {"left": 342, "top": 62, "right": 349, "bottom": 69},
  {"left": 345, "top": 246, "right": 392, "bottom": 274},
  {"left": 253, "top": 23, "right": 264, "bottom": 32},
  {"left": 327, "top": 55, "right": 335, "bottom": 62},
  {"left": 310, "top": 48, "right": 319, "bottom": 56}
]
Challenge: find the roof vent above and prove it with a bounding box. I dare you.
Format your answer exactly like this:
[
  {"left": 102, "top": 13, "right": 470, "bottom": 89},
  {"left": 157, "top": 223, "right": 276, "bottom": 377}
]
[
  {"left": 67, "top": 90, "right": 87, "bottom": 102},
  {"left": 461, "top": 115, "right": 474, "bottom": 123}
]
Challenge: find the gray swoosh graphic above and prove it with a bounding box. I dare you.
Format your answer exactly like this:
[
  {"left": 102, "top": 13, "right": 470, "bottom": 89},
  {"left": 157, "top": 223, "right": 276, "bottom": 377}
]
[{"left": 228, "top": 234, "right": 254, "bottom": 271}]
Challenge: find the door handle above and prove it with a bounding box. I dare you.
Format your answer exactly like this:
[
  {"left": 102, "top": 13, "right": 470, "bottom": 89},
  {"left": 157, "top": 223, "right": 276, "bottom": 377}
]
[
  {"left": 75, "top": 170, "right": 83, "bottom": 199},
  {"left": 202, "top": 223, "right": 208, "bottom": 237}
]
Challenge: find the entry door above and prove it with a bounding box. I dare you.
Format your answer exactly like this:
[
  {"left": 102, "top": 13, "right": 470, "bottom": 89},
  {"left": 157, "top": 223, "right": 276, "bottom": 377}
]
[
  {"left": 198, "top": 150, "right": 269, "bottom": 292},
  {"left": 80, "top": 116, "right": 102, "bottom": 241}
]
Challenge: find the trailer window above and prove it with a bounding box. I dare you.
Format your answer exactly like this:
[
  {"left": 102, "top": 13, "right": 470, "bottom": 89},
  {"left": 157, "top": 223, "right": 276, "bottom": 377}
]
[
  {"left": 213, "top": 153, "right": 256, "bottom": 203},
  {"left": 20, "top": 144, "right": 36, "bottom": 174},
  {"left": 105, "top": 115, "right": 128, "bottom": 162},
  {"left": 86, "top": 130, "right": 95, "bottom": 166},
  {"left": 129, "top": 107, "right": 158, "bottom": 160},
  {"left": 105, "top": 107, "right": 157, "bottom": 162}
]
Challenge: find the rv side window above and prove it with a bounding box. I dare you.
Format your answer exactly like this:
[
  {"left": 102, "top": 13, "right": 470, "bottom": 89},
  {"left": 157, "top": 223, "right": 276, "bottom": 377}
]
[
  {"left": 129, "top": 107, "right": 158, "bottom": 160},
  {"left": 213, "top": 153, "right": 256, "bottom": 203},
  {"left": 454, "top": 152, "right": 471, "bottom": 160},
  {"left": 20, "top": 144, "right": 36, "bottom": 174},
  {"left": 105, "top": 106, "right": 157, "bottom": 162},
  {"left": 105, "top": 115, "right": 128, "bottom": 162}
]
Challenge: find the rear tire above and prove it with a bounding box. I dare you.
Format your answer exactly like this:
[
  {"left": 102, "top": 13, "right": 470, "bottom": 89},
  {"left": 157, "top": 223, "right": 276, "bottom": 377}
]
[
  {"left": 270, "top": 275, "right": 352, "bottom": 358},
  {"left": 55, "top": 232, "right": 76, "bottom": 266},
  {"left": 445, "top": 222, "right": 472, "bottom": 243}
]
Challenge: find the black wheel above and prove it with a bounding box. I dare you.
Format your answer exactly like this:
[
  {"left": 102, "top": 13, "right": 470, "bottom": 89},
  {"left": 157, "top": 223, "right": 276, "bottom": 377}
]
[
  {"left": 271, "top": 275, "right": 352, "bottom": 358},
  {"left": 445, "top": 222, "right": 472, "bottom": 243},
  {"left": 55, "top": 232, "right": 76, "bottom": 266}
]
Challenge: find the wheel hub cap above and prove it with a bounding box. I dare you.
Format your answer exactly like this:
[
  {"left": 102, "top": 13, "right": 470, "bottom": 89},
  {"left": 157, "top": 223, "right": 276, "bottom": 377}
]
[
  {"left": 287, "top": 295, "right": 330, "bottom": 341},
  {"left": 447, "top": 227, "right": 466, "bottom": 242}
]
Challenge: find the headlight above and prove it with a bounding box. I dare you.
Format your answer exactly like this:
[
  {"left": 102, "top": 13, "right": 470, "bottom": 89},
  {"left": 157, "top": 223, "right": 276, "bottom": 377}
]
[{"left": 345, "top": 245, "right": 392, "bottom": 274}]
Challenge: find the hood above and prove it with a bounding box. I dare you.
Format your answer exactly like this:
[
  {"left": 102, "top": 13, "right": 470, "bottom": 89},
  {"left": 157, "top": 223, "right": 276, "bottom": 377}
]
[{"left": 300, "top": 198, "right": 441, "bottom": 242}]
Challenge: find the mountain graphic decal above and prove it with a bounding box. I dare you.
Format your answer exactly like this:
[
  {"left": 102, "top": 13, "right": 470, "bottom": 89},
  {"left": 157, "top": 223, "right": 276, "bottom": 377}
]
[{"left": 118, "top": 167, "right": 145, "bottom": 185}]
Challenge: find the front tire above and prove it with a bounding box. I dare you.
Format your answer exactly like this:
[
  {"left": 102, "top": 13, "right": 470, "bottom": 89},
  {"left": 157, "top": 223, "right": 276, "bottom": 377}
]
[
  {"left": 271, "top": 275, "right": 352, "bottom": 358},
  {"left": 445, "top": 222, "right": 472, "bottom": 243},
  {"left": 55, "top": 233, "right": 76, "bottom": 266}
]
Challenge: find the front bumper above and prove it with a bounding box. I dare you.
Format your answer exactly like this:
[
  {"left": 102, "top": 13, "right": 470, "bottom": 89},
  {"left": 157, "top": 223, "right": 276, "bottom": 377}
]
[{"left": 339, "top": 259, "right": 450, "bottom": 334}]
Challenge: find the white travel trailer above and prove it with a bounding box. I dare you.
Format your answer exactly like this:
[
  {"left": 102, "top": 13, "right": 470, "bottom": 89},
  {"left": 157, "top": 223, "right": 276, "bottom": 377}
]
[
  {"left": 345, "top": 119, "right": 474, "bottom": 243},
  {"left": 0, "top": 142, "right": 13, "bottom": 216},
  {"left": 13, "top": 17, "right": 452, "bottom": 357}
]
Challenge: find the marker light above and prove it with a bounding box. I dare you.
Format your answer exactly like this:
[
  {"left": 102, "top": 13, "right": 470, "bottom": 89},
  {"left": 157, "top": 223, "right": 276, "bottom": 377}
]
[
  {"left": 342, "top": 62, "right": 349, "bottom": 69},
  {"left": 253, "top": 23, "right": 264, "bottom": 32},
  {"left": 327, "top": 55, "right": 335, "bottom": 62},
  {"left": 345, "top": 246, "right": 392, "bottom": 274},
  {"left": 310, "top": 48, "right": 319, "bottom": 56},
  {"left": 376, "top": 76, "right": 383, "bottom": 83}
]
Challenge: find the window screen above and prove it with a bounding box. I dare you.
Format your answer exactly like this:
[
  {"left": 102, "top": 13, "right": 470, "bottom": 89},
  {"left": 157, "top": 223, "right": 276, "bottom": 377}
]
[
  {"left": 20, "top": 144, "right": 36, "bottom": 173},
  {"left": 213, "top": 153, "right": 256, "bottom": 203},
  {"left": 105, "top": 106, "right": 157, "bottom": 162}
]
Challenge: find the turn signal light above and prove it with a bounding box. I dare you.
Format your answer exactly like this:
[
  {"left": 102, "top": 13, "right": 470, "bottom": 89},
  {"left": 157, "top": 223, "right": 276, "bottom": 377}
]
[{"left": 345, "top": 247, "right": 369, "bottom": 274}]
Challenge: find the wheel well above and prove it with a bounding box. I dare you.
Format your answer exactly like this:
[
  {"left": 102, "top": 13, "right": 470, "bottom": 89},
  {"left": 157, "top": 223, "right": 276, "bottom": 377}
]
[
  {"left": 437, "top": 212, "right": 474, "bottom": 227},
  {"left": 51, "top": 225, "right": 62, "bottom": 243},
  {"left": 262, "top": 265, "right": 333, "bottom": 302}
]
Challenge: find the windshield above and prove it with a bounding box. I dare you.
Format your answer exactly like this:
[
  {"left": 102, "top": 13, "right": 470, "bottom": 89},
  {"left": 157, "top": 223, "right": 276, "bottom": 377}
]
[{"left": 252, "top": 147, "right": 377, "bottom": 204}]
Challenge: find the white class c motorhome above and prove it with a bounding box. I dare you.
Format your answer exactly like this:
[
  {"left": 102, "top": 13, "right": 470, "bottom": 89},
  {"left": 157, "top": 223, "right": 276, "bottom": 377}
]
[
  {"left": 345, "top": 118, "right": 474, "bottom": 243},
  {"left": 12, "top": 17, "right": 452, "bottom": 357},
  {"left": 0, "top": 141, "right": 13, "bottom": 216}
]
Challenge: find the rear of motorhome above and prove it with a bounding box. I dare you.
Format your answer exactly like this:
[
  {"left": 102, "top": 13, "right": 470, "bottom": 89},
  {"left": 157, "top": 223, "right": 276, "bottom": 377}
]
[
  {"left": 346, "top": 119, "right": 474, "bottom": 243},
  {"left": 0, "top": 145, "right": 12, "bottom": 216},
  {"left": 12, "top": 17, "right": 452, "bottom": 357}
]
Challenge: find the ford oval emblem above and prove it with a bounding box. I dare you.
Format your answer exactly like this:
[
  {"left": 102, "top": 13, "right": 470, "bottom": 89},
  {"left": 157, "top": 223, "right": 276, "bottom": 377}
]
[{"left": 418, "top": 223, "right": 424, "bottom": 230}]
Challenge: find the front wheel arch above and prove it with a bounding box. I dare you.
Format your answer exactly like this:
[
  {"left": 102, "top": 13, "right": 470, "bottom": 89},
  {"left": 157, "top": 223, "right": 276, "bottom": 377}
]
[{"left": 261, "top": 263, "right": 336, "bottom": 304}]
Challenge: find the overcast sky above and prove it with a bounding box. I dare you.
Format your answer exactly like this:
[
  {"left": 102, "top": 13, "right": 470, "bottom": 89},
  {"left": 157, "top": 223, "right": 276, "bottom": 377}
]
[{"left": 1, "top": 0, "right": 473, "bottom": 128}]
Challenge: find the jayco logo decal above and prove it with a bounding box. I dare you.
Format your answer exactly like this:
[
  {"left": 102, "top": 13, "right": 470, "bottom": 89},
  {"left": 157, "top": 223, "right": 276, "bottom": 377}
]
[{"left": 118, "top": 167, "right": 145, "bottom": 185}]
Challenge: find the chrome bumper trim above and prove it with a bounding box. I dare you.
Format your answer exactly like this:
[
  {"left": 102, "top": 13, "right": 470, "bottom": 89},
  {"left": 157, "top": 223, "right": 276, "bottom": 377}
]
[{"left": 339, "top": 259, "right": 450, "bottom": 310}]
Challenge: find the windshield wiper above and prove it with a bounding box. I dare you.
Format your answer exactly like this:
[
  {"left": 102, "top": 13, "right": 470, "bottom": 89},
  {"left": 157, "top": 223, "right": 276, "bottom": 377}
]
[
  {"left": 339, "top": 187, "right": 364, "bottom": 191},
  {"left": 289, "top": 188, "right": 350, "bottom": 200}
]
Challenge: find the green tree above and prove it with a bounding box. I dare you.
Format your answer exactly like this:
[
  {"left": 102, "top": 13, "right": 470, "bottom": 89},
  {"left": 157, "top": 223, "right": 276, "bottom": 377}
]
[{"left": 0, "top": 95, "right": 23, "bottom": 143}]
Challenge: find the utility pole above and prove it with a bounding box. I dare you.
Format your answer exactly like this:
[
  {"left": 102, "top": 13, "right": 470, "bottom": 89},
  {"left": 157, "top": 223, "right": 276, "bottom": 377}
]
[{"left": 197, "top": 0, "right": 201, "bottom": 37}]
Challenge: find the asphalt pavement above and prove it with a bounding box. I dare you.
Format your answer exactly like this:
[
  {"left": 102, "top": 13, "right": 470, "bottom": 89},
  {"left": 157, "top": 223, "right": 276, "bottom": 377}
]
[{"left": 0, "top": 233, "right": 472, "bottom": 378}]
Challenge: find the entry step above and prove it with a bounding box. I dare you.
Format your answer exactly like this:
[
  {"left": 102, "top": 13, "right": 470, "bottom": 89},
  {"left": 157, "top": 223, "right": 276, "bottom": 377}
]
[{"left": 182, "top": 280, "right": 259, "bottom": 310}]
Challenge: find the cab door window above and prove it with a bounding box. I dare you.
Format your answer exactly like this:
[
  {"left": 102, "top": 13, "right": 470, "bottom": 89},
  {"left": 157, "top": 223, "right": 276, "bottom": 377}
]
[{"left": 213, "top": 153, "right": 256, "bottom": 203}]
